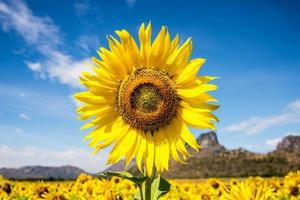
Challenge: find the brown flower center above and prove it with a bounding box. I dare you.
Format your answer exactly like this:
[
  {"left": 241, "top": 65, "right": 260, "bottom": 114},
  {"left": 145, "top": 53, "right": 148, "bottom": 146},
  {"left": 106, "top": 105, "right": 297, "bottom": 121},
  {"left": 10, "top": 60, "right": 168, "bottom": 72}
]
[
  {"left": 118, "top": 68, "right": 179, "bottom": 132},
  {"left": 132, "top": 83, "right": 162, "bottom": 113},
  {"left": 201, "top": 194, "right": 211, "bottom": 200},
  {"left": 290, "top": 186, "right": 299, "bottom": 196}
]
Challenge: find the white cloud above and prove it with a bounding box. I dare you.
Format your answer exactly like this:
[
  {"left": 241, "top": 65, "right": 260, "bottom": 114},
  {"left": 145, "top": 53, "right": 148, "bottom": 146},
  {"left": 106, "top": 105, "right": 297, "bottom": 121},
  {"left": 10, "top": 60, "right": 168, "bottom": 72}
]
[
  {"left": 0, "top": 125, "right": 23, "bottom": 134},
  {"left": 77, "top": 35, "right": 100, "bottom": 52},
  {"left": 0, "top": 1, "right": 61, "bottom": 46},
  {"left": 286, "top": 101, "right": 300, "bottom": 112},
  {"left": 69, "top": 94, "right": 83, "bottom": 107},
  {"left": 222, "top": 100, "right": 300, "bottom": 134},
  {"left": 19, "top": 113, "right": 31, "bottom": 120},
  {"left": 73, "top": 1, "right": 104, "bottom": 24},
  {"left": 74, "top": 2, "right": 90, "bottom": 16},
  {"left": 0, "top": 84, "right": 74, "bottom": 119},
  {"left": 45, "top": 51, "right": 91, "bottom": 87},
  {"left": 265, "top": 138, "right": 281, "bottom": 148},
  {"left": 265, "top": 132, "right": 300, "bottom": 150},
  {"left": 126, "top": 0, "right": 136, "bottom": 6},
  {"left": 25, "top": 62, "right": 42, "bottom": 72},
  {"left": 0, "top": 145, "right": 109, "bottom": 173},
  {"left": 0, "top": 0, "right": 91, "bottom": 88},
  {"left": 19, "top": 92, "right": 26, "bottom": 98},
  {"left": 284, "top": 131, "right": 300, "bottom": 136}
]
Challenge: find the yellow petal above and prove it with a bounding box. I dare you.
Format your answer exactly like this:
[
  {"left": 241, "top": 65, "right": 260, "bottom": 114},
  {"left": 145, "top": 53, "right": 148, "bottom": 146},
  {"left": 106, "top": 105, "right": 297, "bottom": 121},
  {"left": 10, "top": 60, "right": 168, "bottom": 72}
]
[
  {"left": 169, "top": 34, "right": 180, "bottom": 54},
  {"left": 170, "top": 141, "right": 184, "bottom": 163},
  {"left": 77, "top": 106, "right": 113, "bottom": 120},
  {"left": 163, "top": 125, "right": 185, "bottom": 163},
  {"left": 174, "top": 58, "right": 206, "bottom": 86},
  {"left": 107, "top": 125, "right": 135, "bottom": 164},
  {"left": 175, "top": 139, "right": 189, "bottom": 160},
  {"left": 136, "top": 133, "right": 147, "bottom": 173},
  {"left": 182, "top": 93, "right": 218, "bottom": 108},
  {"left": 180, "top": 101, "right": 219, "bottom": 112},
  {"left": 180, "top": 102, "right": 219, "bottom": 122},
  {"left": 197, "top": 76, "right": 218, "bottom": 84},
  {"left": 98, "top": 47, "right": 127, "bottom": 79},
  {"left": 106, "top": 35, "right": 132, "bottom": 73},
  {"left": 167, "top": 38, "right": 192, "bottom": 76},
  {"left": 115, "top": 30, "right": 140, "bottom": 69},
  {"left": 125, "top": 131, "right": 141, "bottom": 169},
  {"left": 79, "top": 78, "right": 117, "bottom": 94},
  {"left": 92, "top": 58, "right": 119, "bottom": 81},
  {"left": 74, "top": 91, "right": 112, "bottom": 105},
  {"left": 181, "top": 122, "right": 200, "bottom": 151},
  {"left": 153, "top": 129, "right": 170, "bottom": 173},
  {"left": 92, "top": 127, "right": 125, "bottom": 154},
  {"left": 177, "top": 83, "right": 218, "bottom": 98},
  {"left": 157, "top": 143, "right": 170, "bottom": 173},
  {"left": 83, "top": 112, "right": 118, "bottom": 133},
  {"left": 145, "top": 134, "right": 155, "bottom": 176},
  {"left": 150, "top": 26, "right": 169, "bottom": 69},
  {"left": 88, "top": 117, "right": 123, "bottom": 147},
  {"left": 178, "top": 106, "right": 216, "bottom": 130},
  {"left": 169, "top": 119, "right": 189, "bottom": 158},
  {"left": 80, "top": 71, "right": 118, "bottom": 89},
  {"left": 139, "top": 22, "right": 152, "bottom": 67}
]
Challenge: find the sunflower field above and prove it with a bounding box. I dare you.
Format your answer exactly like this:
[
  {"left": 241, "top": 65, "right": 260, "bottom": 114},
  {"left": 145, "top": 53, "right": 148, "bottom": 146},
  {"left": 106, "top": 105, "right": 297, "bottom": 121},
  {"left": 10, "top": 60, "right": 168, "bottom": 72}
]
[{"left": 0, "top": 171, "right": 299, "bottom": 200}]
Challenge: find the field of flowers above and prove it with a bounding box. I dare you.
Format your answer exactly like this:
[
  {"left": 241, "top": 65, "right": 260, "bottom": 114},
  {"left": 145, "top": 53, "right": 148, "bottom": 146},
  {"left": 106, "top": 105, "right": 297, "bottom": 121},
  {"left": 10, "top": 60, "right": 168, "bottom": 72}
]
[{"left": 1, "top": 171, "right": 300, "bottom": 200}]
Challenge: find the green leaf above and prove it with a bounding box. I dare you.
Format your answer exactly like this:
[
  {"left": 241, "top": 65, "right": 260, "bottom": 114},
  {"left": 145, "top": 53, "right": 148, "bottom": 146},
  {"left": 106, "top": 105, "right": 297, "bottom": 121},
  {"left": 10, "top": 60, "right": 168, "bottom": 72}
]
[
  {"left": 69, "top": 194, "right": 81, "bottom": 200},
  {"left": 100, "top": 171, "right": 147, "bottom": 186},
  {"left": 16, "top": 196, "right": 28, "bottom": 200},
  {"left": 134, "top": 190, "right": 143, "bottom": 200},
  {"left": 151, "top": 176, "right": 171, "bottom": 200}
]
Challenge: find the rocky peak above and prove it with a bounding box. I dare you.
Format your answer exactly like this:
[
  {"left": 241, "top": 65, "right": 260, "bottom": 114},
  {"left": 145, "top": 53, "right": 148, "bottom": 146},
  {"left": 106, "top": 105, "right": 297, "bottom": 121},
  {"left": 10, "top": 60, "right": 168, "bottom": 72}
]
[
  {"left": 277, "top": 135, "right": 300, "bottom": 151},
  {"left": 197, "top": 131, "right": 220, "bottom": 147},
  {"left": 196, "top": 131, "right": 226, "bottom": 153}
]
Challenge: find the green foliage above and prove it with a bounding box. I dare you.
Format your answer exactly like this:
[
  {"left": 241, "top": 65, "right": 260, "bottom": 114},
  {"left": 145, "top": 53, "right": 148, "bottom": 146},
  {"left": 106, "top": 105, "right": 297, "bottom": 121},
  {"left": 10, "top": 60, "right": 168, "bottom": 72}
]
[
  {"left": 161, "top": 150, "right": 300, "bottom": 178},
  {"left": 151, "top": 177, "right": 171, "bottom": 200},
  {"left": 100, "top": 171, "right": 171, "bottom": 200},
  {"left": 100, "top": 171, "right": 147, "bottom": 186},
  {"left": 16, "top": 196, "right": 28, "bottom": 200},
  {"left": 69, "top": 195, "right": 81, "bottom": 200}
]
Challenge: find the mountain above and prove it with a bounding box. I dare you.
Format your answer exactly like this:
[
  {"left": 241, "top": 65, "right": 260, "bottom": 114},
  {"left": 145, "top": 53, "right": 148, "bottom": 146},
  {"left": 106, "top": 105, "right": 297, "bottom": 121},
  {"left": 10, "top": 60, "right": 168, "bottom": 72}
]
[
  {"left": 277, "top": 135, "right": 300, "bottom": 152},
  {"left": 194, "top": 131, "right": 226, "bottom": 154},
  {"left": 1, "top": 133, "right": 300, "bottom": 180},
  {"left": 0, "top": 165, "right": 85, "bottom": 180},
  {"left": 106, "top": 132, "right": 300, "bottom": 178},
  {"left": 195, "top": 132, "right": 250, "bottom": 155}
]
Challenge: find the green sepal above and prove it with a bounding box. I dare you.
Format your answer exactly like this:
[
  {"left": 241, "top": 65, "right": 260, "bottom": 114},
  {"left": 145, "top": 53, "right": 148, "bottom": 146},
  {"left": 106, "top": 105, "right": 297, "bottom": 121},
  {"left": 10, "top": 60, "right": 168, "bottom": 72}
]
[
  {"left": 134, "top": 190, "right": 143, "bottom": 200},
  {"left": 99, "top": 171, "right": 147, "bottom": 186},
  {"left": 151, "top": 176, "right": 171, "bottom": 200}
]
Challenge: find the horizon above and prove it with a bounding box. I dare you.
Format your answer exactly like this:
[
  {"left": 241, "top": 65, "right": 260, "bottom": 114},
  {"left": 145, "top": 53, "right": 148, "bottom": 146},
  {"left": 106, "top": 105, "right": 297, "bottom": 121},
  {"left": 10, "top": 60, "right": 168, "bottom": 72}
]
[
  {"left": 0, "top": 0, "right": 300, "bottom": 173},
  {"left": 1, "top": 132, "right": 299, "bottom": 172}
]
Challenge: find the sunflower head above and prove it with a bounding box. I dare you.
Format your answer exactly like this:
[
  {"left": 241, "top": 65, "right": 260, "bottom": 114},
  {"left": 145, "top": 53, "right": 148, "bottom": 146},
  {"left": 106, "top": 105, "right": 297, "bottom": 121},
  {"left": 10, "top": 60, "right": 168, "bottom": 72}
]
[
  {"left": 74, "top": 23, "right": 219, "bottom": 176},
  {"left": 118, "top": 68, "right": 179, "bottom": 132}
]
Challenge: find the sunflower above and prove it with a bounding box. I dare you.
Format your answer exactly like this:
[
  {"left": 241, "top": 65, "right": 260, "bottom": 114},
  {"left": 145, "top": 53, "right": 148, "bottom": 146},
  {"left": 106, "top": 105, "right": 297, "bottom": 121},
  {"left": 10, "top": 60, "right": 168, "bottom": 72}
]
[{"left": 74, "top": 23, "right": 219, "bottom": 176}]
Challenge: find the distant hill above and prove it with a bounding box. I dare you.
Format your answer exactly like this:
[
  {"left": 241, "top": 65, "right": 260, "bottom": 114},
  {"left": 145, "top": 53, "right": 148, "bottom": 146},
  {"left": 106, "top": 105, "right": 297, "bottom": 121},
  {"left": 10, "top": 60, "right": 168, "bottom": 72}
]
[
  {"left": 107, "top": 132, "right": 300, "bottom": 178},
  {"left": 0, "top": 165, "right": 85, "bottom": 180},
  {"left": 1, "top": 133, "right": 300, "bottom": 180}
]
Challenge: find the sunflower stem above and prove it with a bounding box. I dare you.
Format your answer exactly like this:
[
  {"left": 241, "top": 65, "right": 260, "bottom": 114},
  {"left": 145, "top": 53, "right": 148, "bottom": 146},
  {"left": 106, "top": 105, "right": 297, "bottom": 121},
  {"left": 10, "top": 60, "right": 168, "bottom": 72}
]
[
  {"left": 138, "top": 185, "right": 144, "bottom": 200},
  {"left": 145, "top": 176, "right": 151, "bottom": 200},
  {"left": 145, "top": 167, "right": 156, "bottom": 200}
]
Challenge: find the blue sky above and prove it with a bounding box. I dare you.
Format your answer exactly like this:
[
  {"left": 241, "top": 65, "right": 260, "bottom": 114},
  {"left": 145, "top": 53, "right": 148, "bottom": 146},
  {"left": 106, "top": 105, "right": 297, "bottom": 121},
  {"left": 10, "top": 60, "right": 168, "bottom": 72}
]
[{"left": 0, "top": 0, "right": 300, "bottom": 172}]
